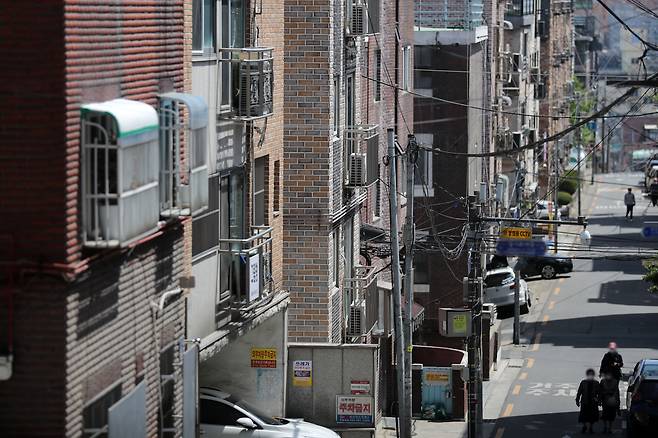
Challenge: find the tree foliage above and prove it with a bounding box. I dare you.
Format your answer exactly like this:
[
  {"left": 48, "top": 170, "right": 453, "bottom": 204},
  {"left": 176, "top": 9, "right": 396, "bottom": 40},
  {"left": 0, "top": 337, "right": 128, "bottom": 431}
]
[{"left": 643, "top": 259, "right": 658, "bottom": 294}]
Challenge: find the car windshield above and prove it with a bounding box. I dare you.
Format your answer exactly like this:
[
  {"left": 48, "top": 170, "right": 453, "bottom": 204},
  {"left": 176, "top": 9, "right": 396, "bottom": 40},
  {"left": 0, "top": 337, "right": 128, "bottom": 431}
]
[
  {"left": 227, "top": 396, "right": 283, "bottom": 425},
  {"left": 640, "top": 381, "right": 658, "bottom": 400},
  {"left": 536, "top": 204, "right": 546, "bottom": 210},
  {"left": 485, "top": 273, "right": 514, "bottom": 287},
  {"left": 643, "top": 364, "right": 658, "bottom": 378}
]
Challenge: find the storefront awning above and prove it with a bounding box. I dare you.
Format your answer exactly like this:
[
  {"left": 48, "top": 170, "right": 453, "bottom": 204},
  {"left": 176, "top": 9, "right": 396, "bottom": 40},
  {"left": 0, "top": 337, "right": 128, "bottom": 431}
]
[
  {"left": 159, "top": 92, "right": 208, "bottom": 130},
  {"left": 81, "top": 98, "right": 158, "bottom": 146}
]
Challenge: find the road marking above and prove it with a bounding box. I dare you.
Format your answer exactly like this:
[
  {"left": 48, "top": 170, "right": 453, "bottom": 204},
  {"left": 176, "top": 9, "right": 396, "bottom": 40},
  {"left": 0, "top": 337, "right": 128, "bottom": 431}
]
[
  {"left": 494, "top": 427, "right": 505, "bottom": 438},
  {"left": 512, "top": 384, "right": 522, "bottom": 395},
  {"left": 519, "top": 372, "right": 528, "bottom": 380},
  {"left": 542, "top": 315, "right": 550, "bottom": 326},
  {"left": 559, "top": 278, "right": 565, "bottom": 284},
  {"left": 502, "top": 403, "right": 514, "bottom": 417},
  {"left": 554, "top": 287, "right": 561, "bottom": 295},
  {"left": 531, "top": 332, "right": 543, "bottom": 351},
  {"left": 548, "top": 301, "right": 556, "bottom": 310},
  {"left": 527, "top": 358, "right": 535, "bottom": 368}
]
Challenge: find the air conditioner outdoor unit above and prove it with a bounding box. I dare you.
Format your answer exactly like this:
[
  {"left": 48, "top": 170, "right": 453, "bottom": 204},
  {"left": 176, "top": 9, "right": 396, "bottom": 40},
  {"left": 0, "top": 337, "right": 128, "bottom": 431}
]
[
  {"left": 348, "top": 302, "right": 367, "bottom": 336},
  {"left": 349, "top": 153, "right": 367, "bottom": 186},
  {"left": 350, "top": 2, "right": 368, "bottom": 35}
]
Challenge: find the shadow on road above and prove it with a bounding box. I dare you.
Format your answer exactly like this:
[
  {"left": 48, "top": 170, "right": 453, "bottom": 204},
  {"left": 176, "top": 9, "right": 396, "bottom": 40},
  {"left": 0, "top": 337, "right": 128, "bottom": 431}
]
[
  {"left": 494, "top": 410, "right": 625, "bottom": 438},
  {"left": 587, "top": 279, "right": 658, "bottom": 306}
]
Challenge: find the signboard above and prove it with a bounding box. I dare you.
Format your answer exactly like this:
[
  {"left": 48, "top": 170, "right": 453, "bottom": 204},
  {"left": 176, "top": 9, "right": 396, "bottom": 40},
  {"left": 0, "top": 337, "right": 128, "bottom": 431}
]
[
  {"left": 336, "top": 395, "right": 374, "bottom": 424},
  {"left": 292, "top": 360, "right": 312, "bottom": 387},
  {"left": 496, "top": 239, "right": 546, "bottom": 257},
  {"left": 500, "top": 227, "right": 532, "bottom": 240},
  {"left": 249, "top": 254, "right": 260, "bottom": 301},
  {"left": 424, "top": 367, "right": 450, "bottom": 384},
  {"left": 642, "top": 225, "right": 658, "bottom": 239},
  {"left": 350, "top": 380, "right": 371, "bottom": 395},
  {"left": 439, "top": 308, "right": 472, "bottom": 337},
  {"left": 250, "top": 348, "right": 277, "bottom": 368}
]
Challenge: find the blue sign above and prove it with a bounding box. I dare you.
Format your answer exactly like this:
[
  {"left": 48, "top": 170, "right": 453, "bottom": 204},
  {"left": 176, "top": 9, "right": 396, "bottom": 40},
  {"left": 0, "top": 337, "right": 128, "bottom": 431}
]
[
  {"left": 642, "top": 226, "right": 658, "bottom": 238},
  {"left": 588, "top": 121, "right": 597, "bottom": 131},
  {"left": 496, "top": 239, "right": 547, "bottom": 257}
]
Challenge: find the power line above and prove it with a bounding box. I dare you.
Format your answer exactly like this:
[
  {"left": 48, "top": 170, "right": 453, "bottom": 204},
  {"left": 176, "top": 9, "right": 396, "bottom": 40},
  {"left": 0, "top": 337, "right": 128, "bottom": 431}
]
[{"left": 595, "top": 0, "right": 658, "bottom": 51}]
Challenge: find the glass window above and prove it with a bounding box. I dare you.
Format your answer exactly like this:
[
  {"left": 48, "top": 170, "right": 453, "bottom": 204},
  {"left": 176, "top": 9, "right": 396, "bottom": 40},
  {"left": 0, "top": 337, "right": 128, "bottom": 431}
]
[
  {"left": 414, "top": 253, "right": 429, "bottom": 284},
  {"left": 253, "top": 157, "right": 267, "bottom": 226},
  {"left": 375, "top": 50, "right": 382, "bottom": 101},
  {"left": 402, "top": 46, "right": 412, "bottom": 91},
  {"left": 273, "top": 160, "right": 280, "bottom": 213},
  {"left": 374, "top": 164, "right": 381, "bottom": 218},
  {"left": 193, "top": 0, "right": 216, "bottom": 53},
  {"left": 484, "top": 273, "right": 514, "bottom": 288},
  {"left": 220, "top": 169, "right": 246, "bottom": 300},
  {"left": 367, "top": 0, "right": 380, "bottom": 34},
  {"left": 160, "top": 345, "right": 176, "bottom": 437},
  {"left": 192, "top": 175, "right": 220, "bottom": 256},
  {"left": 333, "top": 229, "right": 340, "bottom": 287},
  {"left": 333, "top": 76, "right": 340, "bottom": 138},
  {"left": 82, "top": 384, "right": 122, "bottom": 438}
]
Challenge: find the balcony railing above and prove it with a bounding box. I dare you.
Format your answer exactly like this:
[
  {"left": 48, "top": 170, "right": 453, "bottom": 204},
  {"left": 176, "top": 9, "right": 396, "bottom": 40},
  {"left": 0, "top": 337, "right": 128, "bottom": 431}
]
[
  {"left": 218, "top": 48, "right": 274, "bottom": 121},
  {"left": 217, "top": 226, "right": 273, "bottom": 308},
  {"left": 415, "top": 0, "right": 484, "bottom": 30}
]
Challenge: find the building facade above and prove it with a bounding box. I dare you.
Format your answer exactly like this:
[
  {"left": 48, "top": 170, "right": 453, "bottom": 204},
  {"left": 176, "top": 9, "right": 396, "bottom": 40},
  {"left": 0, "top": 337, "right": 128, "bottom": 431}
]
[{"left": 1, "top": 1, "right": 199, "bottom": 436}]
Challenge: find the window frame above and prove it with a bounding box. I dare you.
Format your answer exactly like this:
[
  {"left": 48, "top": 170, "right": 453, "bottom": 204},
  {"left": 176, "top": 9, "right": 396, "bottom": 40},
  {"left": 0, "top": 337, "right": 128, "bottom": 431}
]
[
  {"left": 82, "top": 383, "right": 123, "bottom": 438},
  {"left": 333, "top": 75, "right": 341, "bottom": 138},
  {"left": 401, "top": 45, "right": 412, "bottom": 92},
  {"left": 374, "top": 49, "right": 382, "bottom": 102},
  {"left": 192, "top": 0, "right": 217, "bottom": 55},
  {"left": 253, "top": 156, "right": 267, "bottom": 226},
  {"left": 413, "top": 134, "right": 434, "bottom": 197},
  {"left": 333, "top": 228, "right": 340, "bottom": 288}
]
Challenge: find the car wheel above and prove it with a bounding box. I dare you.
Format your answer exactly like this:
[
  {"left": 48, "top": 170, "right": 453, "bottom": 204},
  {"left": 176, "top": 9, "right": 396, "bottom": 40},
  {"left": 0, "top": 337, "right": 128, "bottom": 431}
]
[{"left": 540, "top": 264, "right": 556, "bottom": 279}]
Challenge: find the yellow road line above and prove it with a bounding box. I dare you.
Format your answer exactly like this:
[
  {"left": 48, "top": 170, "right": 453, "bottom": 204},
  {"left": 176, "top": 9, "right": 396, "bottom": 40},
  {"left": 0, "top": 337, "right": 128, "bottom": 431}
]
[
  {"left": 527, "top": 358, "right": 535, "bottom": 368},
  {"left": 512, "top": 384, "right": 522, "bottom": 395},
  {"left": 531, "top": 332, "right": 543, "bottom": 351},
  {"left": 494, "top": 428, "right": 505, "bottom": 438},
  {"left": 542, "top": 315, "right": 550, "bottom": 326},
  {"left": 519, "top": 372, "right": 528, "bottom": 380},
  {"left": 554, "top": 287, "right": 561, "bottom": 295},
  {"left": 502, "top": 403, "right": 514, "bottom": 417},
  {"left": 548, "top": 301, "right": 556, "bottom": 310}
]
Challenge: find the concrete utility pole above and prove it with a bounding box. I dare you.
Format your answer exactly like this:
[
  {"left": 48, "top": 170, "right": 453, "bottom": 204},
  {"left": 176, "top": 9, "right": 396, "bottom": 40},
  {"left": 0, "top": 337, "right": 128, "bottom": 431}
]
[
  {"left": 402, "top": 135, "right": 417, "bottom": 438},
  {"left": 576, "top": 98, "right": 582, "bottom": 218},
  {"left": 387, "top": 128, "right": 408, "bottom": 438},
  {"left": 513, "top": 267, "right": 521, "bottom": 345},
  {"left": 554, "top": 141, "right": 560, "bottom": 254},
  {"left": 466, "top": 196, "right": 483, "bottom": 438}
]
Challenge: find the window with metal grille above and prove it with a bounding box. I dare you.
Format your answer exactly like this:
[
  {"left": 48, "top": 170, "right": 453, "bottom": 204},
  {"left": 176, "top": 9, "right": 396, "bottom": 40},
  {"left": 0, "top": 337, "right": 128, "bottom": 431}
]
[
  {"left": 273, "top": 160, "right": 280, "bottom": 213},
  {"left": 192, "top": 175, "right": 220, "bottom": 257},
  {"left": 82, "top": 384, "right": 122, "bottom": 438},
  {"left": 333, "top": 76, "right": 341, "bottom": 138},
  {"left": 253, "top": 156, "right": 267, "bottom": 226}
]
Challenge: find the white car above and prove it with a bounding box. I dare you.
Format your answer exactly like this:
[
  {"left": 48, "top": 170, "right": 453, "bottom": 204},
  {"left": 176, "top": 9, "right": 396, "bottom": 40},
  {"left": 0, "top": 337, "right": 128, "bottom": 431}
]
[
  {"left": 533, "top": 200, "right": 561, "bottom": 220},
  {"left": 483, "top": 267, "right": 531, "bottom": 313},
  {"left": 200, "top": 387, "right": 340, "bottom": 438}
]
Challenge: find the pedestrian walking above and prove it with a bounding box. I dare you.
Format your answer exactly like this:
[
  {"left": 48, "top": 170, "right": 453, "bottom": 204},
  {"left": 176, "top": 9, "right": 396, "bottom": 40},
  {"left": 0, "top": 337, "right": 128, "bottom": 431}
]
[
  {"left": 599, "top": 372, "right": 620, "bottom": 434},
  {"left": 600, "top": 342, "right": 624, "bottom": 384},
  {"left": 576, "top": 369, "right": 600, "bottom": 434},
  {"left": 579, "top": 225, "right": 591, "bottom": 249},
  {"left": 650, "top": 179, "right": 658, "bottom": 207},
  {"left": 624, "top": 188, "right": 636, "bottom": 220}
]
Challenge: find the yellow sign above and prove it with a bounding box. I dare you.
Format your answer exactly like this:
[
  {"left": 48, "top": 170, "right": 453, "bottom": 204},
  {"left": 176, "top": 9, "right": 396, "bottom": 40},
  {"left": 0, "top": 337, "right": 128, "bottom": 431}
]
[
  {"left": 500, "top": 227, "right": 532, "bottom": 240},
  {"left": 292, "top": 360, "right": 312, "bottom": 387},
  {"left": 425, "top": 371, "right": 450, "bottom": 382},
  {"left": 250, "top": 348, "right": 277, "bottom": 368},
  {"left": 452, "top": 314, "right": 468, "bottom": 334}
]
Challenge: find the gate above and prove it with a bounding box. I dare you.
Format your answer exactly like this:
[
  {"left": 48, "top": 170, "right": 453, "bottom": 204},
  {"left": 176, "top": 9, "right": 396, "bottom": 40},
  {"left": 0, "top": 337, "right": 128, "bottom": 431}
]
[{"left": 421, "top": 366, "right": 452, "bottom": 420}]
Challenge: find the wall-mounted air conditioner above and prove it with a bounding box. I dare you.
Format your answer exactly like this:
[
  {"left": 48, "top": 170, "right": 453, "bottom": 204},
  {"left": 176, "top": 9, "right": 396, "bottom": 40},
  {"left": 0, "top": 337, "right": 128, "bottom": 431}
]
[
  {"left": 347, "top": 302, "right": 367, "bottom": 336},
  {"left": 349, "top": 1, "right": 368, "bottom": 35},
  {"left": 348, "top": 153, "right": 367, "bottom": 186}
]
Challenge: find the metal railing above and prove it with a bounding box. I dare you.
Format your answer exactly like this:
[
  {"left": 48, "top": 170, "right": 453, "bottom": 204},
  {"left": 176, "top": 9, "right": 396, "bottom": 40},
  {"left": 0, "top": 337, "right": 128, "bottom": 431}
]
[{"left": 415, "top": 0, "right": 484, "bottom": 30}]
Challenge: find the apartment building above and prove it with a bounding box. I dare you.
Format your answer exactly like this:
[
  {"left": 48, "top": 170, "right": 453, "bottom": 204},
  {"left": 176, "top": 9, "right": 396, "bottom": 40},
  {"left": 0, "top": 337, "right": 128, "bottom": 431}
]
[
  {"left": 499, "top": 0, "right": 542, "bottom": 207},
  {"left": 573, "top": 0, "right": 599, "bottom": 89},
  {"left": 185, "top": 0, "right": 289, "bottom": 416},
  {"left": 412, "top": 0, "right": 489, "bottom": 343},
  {"left": 538, "top": 0, "right": 574, "bottom": 194},
  {"left": 0, "top": 2, "right": 200, "bottom": 436}
]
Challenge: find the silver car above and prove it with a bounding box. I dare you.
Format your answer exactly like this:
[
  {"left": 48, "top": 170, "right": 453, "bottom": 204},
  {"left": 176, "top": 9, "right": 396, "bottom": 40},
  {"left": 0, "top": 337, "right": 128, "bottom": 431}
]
[{"left": 483, "top": 267, "right": 531, "bottom": 313}]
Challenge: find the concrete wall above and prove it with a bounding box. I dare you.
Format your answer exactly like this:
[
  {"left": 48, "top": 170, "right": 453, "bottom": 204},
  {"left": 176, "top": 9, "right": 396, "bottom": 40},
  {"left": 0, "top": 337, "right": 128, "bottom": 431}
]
[
  {"left": 287, "top": 343, "right": 379, "bottom": 428},
  {"left": 198, "top": 310, "right": 288, "bottom": 416}
]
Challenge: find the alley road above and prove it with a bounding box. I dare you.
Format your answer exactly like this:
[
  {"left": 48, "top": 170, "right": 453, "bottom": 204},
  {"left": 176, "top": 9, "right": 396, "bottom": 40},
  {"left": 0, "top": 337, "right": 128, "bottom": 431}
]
[{"left": 494, "top": 173, "right": 658, "bottom": 438}]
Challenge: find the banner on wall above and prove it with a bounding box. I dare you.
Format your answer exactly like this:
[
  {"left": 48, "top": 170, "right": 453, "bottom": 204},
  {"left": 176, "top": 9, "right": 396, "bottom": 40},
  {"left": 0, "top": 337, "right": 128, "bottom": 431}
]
[
  {"left": 250, "top": 348, "right": 277, "bottom": 368},
  {"left": 292, "top": 360, "right": 312, "bottom": 387}
]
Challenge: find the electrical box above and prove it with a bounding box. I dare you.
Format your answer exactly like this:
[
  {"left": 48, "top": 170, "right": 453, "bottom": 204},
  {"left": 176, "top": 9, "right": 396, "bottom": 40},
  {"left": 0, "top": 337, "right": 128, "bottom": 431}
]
[{"left": 439, "top": 308, "right": 472, "bottom": 337}]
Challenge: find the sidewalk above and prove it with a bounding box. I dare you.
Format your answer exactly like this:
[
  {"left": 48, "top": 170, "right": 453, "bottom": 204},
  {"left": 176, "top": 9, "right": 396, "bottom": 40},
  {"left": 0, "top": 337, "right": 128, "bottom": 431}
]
[{"left": 376, "top": 417, "right": 467, "bottom": 438}]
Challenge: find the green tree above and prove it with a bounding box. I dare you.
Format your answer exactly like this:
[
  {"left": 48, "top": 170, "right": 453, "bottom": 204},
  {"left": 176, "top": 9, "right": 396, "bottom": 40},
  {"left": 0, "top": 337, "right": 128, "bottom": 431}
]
[{"left": 643, "top": 259, "right": 658, "bottom": 294}]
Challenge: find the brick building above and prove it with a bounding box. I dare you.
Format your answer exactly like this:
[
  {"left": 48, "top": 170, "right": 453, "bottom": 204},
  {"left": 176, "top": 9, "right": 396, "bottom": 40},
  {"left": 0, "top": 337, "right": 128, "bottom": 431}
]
[
  {"left": 0, "top": 1, "right": 200, "bottom": 436},
  {"left": 184, "top": 0, "right": 289, "bottom": 417}
]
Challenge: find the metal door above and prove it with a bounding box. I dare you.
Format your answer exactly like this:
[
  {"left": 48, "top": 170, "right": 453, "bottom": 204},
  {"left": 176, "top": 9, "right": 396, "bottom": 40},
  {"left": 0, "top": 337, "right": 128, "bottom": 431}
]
[{"left": 421, "top": 366, "right": 452, "bottom": 420}]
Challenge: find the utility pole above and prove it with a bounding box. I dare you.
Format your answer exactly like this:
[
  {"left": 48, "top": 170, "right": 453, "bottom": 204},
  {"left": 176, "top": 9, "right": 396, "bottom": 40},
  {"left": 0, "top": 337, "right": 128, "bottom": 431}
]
[
  {"left": 402, "top": 135, "right": 417, "bottom": 438},
  {"left": 387, "top": 128, "right": 408, "bottom": 438},
  {"left": 513, "top": 267, "right": 521, "bottom": 345},
  {"left": 553, "top": 141, "right": 560, "bottom": 254},
  {"left": 576, "top": 98, "right": 582, "bottom": 217},
  {"left": 466, "top": 196, "right": 483, "bottom": 438}
]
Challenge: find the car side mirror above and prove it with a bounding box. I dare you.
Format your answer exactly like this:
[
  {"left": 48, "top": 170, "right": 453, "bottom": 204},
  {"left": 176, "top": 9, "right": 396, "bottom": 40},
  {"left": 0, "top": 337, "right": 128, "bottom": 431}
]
[{"left": 236, "top": 417, "right": 258, "bottom": 430}]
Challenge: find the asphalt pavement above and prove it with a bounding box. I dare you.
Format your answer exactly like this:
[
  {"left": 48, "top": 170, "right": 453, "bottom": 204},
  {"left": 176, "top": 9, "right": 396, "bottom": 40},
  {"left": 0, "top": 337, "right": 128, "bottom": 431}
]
[{"left": 490, "top": 172, "right": 658, "bottom": 438}]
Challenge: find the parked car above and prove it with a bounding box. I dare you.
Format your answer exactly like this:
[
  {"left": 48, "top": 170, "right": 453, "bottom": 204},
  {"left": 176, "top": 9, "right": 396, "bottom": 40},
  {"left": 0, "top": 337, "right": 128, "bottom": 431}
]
[
  {"left": 627, "top": 359, "right": 658, "bottom": 401},
  {"left": 533, "top": 200, "right": 561, "bottom": 220},
  {"left": 517, "top": 253, "right": 573, "bottom": 279},
  {"left": 483, "top": 267, "right": 531, "bottom": 313},
  {"left": 200, "top": 387, "right": 340, "bottom": 438},
  {"left": 486, "top": 255, "right": 509, "bottom": 270},
  {"left": 626, "top": 375, "right": 658, "bottom": 437}
]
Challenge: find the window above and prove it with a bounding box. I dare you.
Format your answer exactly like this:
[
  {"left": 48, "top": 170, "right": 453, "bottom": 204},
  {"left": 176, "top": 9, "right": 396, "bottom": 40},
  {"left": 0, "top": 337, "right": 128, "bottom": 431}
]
[
  {"left": 193, "top": 0, "right": 216, "bottom": 53},
  {"left": 414, "top": 253, "right": 429, "bottom": 284},
  {"left": 343, "top": 219, "right": 354, "bottom": 284},
  {"left": 193, "top": 175, "right": 220, "bottom": 257},
  {"left": 402, "top": 46, "right": 412, "bottom": 91},
  {"left": 374, "top": 164, "right": 382, "bottom": 218},
  {"left": 219, "top": 170, "right": 246, "bottom": 299},
  {"left": 346, "top": 74, "right": 355, "bottom": 127},
  {"left": 219, "top": 0, "right": 246, "bottom": 109},
  {"left": 374, "top": 50, "right": 382, "bottom": 101},
  {"left": 367, "top": 0, "right": 380, "bottom": 34},
  {"left": 333, "top": 229, "right": 340, "bottom": 287},
  {"left": 83, "top": 384, "right": 122, "bottom": 437},
  {"left": 413, "top": 134, "right": 433, "bottom": 197},
  {"left": 160, "top": 345, "right": 176, "bottom": 437},
  {"left": 522, "top": 32, "right": 528, "bottom": 58},
  {"left": 273, "top": 160, "right": 280, "bottom": 213},
  {"left": 333, "top": 76, "right": 341, "bottom": 137},
  {"left": 200, "top": 399, "right": 244, "bottom": 425},
  {"left": 253, "top": 156, "right": 267, "bottom": 226}
]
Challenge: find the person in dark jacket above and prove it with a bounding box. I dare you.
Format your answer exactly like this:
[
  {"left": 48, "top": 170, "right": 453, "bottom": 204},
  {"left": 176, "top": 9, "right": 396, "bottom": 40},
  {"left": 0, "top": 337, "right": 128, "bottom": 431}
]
[
  {"left": 599, "top": 342, "right": 624, "bottom": 383},
  {"left": 599, "top": 372, "right": 620, "bottom": 434},
  {"left": 576, "top": 368, "right": 600, "bottom": 434},
  {"left": 650, "top": 179, "right": 658, "bottom": 207}
]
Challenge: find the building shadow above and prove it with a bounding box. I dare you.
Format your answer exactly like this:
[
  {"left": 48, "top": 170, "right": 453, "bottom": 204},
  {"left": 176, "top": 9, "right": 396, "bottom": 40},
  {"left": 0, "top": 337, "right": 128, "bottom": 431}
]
[
  {"left": 493, "top": 410, "right": 625, "bottom": 438},
  {"left": 587, "top": 279, "right": 657, "bottom": 306}
]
